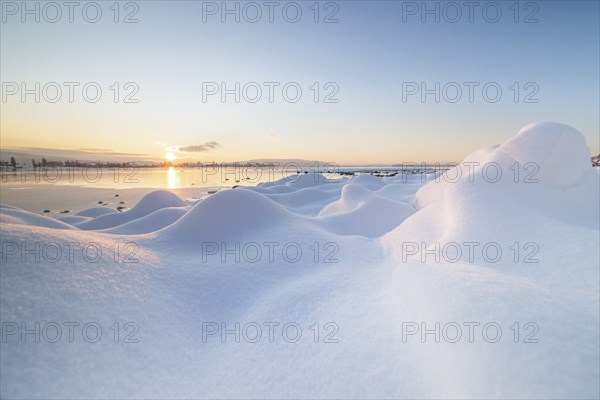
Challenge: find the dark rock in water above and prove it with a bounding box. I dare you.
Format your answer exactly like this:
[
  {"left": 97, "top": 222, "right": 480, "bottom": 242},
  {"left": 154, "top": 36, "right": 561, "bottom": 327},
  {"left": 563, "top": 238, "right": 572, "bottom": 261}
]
[
  {"left": 114, "top": 194, "right": 119, "bottom": 197},
  {"left": 208, "top": 190, "right": 218, "bottom": 194},
  {"left": 60, "top": 210, "right": 69, "bottom": 214},
  {"left": 98, "top": 201, "right": 103, "bottom": 204},
  {"left": 43, "top": 210, "right": 50, "bottom": 213},
  {"left": 232, "top": 185, "right": 240, "bottom": 189},
  {"left": 119, "top": 201, "right": 125, "bottom": 204},
  {"left": 117, "top": 206, "right": 126, "bottom": 211}
]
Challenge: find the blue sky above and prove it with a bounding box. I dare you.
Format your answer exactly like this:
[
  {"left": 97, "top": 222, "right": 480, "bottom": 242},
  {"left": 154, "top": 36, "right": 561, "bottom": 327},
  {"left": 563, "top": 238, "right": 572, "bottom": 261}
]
[{"left": 1, "top": 0, "right": 598, "bottom": 164}]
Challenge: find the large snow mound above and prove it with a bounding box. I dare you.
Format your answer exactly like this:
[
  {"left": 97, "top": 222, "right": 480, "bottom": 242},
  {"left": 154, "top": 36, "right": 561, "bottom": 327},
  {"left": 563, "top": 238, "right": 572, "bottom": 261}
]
[
  {"left": 496, "top": 122, "right": 592, "bottom": 189},
  {"left": 415, "top": 122, "right": 594, "bottom": 209},
  {"left": 384, "top": 122, "right": 599, "bottom": 269}
]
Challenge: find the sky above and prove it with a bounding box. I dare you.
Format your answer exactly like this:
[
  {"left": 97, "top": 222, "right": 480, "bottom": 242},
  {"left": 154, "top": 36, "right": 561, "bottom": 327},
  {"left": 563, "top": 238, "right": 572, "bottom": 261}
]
[{"left": 1, "top": 0, "right": 599, "bottom": 165}]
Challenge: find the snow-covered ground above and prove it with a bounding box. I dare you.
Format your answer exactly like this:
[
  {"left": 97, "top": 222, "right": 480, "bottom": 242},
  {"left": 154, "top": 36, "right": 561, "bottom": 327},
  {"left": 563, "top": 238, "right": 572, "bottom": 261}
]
[{"left": 1, "top": 122, "right": 598, "bottom": 399}]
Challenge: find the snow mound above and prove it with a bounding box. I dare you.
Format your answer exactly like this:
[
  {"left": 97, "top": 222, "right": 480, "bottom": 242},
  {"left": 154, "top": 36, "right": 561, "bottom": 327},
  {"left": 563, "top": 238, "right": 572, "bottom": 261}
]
[
  {"left": 416, "top": 122, "right": 592, "bottom": 210},
  {"left": 0, "top": 206, "right": 77, "bottom": 230},
  {"left": 159, "top": 189, "right": 306, "bottom": 244},
  {"left": 102, "top": 207, "right": 188, "bottom": 235},
  {"left": 415, "top": 145, "right": 499, "bottom": 209},
  {"left": 374, "top": 183, "right": 422, "bottom": 204},
  {"left": 384, "top": 122, "right": 599, "bottom": 266},
  {"left": 74, "top": 206, "right": 118, "bottom": 218},
  {"left": 76, "top": 190, "right": 186, "bottom": 230},
  {"left": 316, "top": 184, "right": 415, "bottom": 237},
  {"left": 262, "top": 187, "right": 342, "bottom": 216},
  {"left": 317, "top": 196, "right": 415, "bottom": 237},
  {"left": 54, "top": 215, "right": 92, "bottom": 225},
  {"left": 496, "top": 122, "right": 592, "bottom": 190},
  {"left": 318, "top": 183, "right": 374, "bottom": 216},
  {"left": 246, "top": 184, "right": 297, "bottom": 195},
  {"left": 349, "top": 173, "right": 386, "bottom": 190},
  {"left": 285, "top": 173, "right": 331, "bottom": 189}
]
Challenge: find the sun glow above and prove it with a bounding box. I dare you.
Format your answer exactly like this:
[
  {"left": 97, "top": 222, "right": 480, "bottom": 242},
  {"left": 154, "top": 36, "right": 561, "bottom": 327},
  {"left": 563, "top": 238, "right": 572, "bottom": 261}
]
[{"left": 165, "top": 152, "right": 177, "bottom": 162}]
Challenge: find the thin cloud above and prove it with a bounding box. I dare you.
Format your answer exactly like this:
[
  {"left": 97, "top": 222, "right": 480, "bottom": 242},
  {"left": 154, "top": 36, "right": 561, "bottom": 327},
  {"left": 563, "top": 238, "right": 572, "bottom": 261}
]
[{"left": 170, "top": 142, "right": 221, "bottom": 153}]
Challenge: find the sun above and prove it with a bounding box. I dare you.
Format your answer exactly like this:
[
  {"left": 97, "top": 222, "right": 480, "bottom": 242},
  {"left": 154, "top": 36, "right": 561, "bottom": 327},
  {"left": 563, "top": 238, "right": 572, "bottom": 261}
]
[{"left": 165, "top": 152, "right": 177, "bottom": 162}]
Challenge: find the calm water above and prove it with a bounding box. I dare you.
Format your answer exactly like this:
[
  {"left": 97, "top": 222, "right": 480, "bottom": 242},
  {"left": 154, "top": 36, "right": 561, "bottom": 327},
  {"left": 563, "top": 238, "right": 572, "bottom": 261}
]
[
  {"left": 1, "top": 166, "right": 282, "bottom": 189},
  {"left": 0, "top": 165, "right": 441, "bottom": 189}
]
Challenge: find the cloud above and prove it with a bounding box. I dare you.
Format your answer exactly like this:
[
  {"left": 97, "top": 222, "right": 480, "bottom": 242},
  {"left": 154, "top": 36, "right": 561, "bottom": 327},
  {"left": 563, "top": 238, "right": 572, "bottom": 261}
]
[
  {"left": 170, "top": 142, "right": 221, "bottom": 153},
  {"left": 267, "top": 133, "right": 280, "bottom": 140}
]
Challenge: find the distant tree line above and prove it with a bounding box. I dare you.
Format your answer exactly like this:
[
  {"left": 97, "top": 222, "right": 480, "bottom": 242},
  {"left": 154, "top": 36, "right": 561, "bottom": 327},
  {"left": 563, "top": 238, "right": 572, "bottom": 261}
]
[{"left": 0, "top": 158, "right": 149, "bottom": 171}]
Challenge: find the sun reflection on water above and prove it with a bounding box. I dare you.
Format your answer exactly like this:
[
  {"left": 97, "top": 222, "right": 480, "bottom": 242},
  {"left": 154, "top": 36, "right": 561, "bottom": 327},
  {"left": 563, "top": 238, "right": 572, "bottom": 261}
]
[{"left": 166, "top": 167, "right": 177, "bottom": 189}]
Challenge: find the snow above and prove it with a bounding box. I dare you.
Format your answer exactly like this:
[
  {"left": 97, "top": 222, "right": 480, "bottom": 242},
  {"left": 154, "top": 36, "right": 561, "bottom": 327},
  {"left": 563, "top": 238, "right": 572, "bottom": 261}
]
[
  {"left": 76, "top": 190, "right": 186, "bottom": 230},
  {"left": 316, "top": 183, "right": 415, "bottom": 237},
  {"left": 1, "top": 122, "right": 598, "bottom": 399},
  {"left": 0, "top": 206, "right": 77, "bottom": 230},
  {"left": 102, "top": 207, "right": 188, "bottom": 235},
  {"left": 74, "top": 206, "right": 118, "bottom": 218},
  {"left": 496, "top": 122, "right": 593, "bottom": 190},
  {"left": 54, "top": 215, "right": 93, "bottom": 225}
]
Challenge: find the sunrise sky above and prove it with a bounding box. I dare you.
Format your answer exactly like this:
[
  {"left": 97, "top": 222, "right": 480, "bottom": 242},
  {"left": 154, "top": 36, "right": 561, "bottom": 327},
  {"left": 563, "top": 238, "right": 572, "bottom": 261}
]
[{"left": 1, "top": 1, "right": 599, "bottom": 164}]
